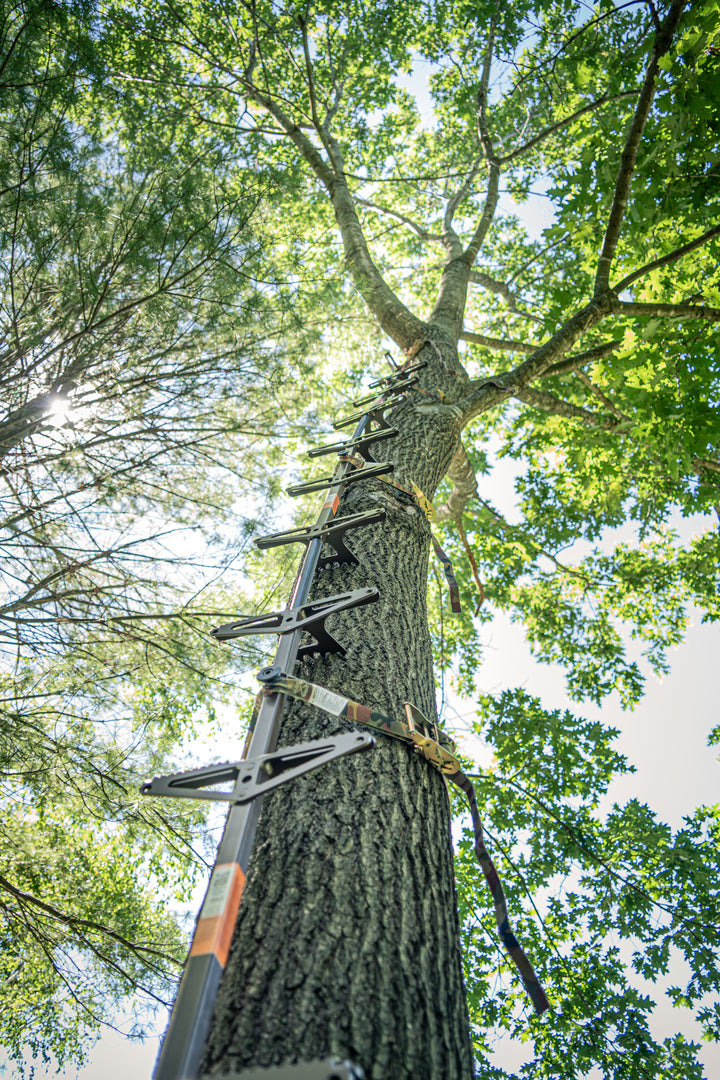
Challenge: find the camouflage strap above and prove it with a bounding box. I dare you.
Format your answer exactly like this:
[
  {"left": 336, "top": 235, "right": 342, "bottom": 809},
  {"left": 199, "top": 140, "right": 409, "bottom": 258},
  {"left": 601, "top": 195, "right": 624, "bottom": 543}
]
[
  {"left": 379, "top": 476, "right": 462, "bottom": 614},
  {"left": 258, "top": 670, "right": 460, "bottom": 775},
  {"left": 258, "top": 670, "right": 550, "bottom": 1015}
]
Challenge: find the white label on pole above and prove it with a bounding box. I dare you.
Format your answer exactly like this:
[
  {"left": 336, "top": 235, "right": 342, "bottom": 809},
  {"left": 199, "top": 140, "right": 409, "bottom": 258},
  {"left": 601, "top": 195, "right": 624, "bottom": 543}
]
[
  {"left": 200, "top": 864, "right": 235, "bottom": 919},
  {"left": 308, "top": 685, "right": 347, "bottom": 716}
]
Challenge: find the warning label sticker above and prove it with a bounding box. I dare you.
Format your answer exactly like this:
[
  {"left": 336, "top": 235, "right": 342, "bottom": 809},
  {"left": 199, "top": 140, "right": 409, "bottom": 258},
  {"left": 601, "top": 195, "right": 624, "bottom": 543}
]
[
  {"left": 200, "top": 864, "right": 235, "bottom": 920},
  {"left": 308, "top": 685, "right": 346, "bottom": 716}
]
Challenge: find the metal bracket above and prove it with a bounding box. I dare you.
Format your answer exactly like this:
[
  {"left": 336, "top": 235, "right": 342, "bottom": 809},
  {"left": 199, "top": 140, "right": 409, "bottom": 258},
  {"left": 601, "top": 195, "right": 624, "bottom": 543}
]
[
  {"left": 226, "top": 1060, "right": 366, "bottom": 1080},
  {"left": 307, "top": 427, "right": 397, "bottom": 464},
  {"left": 369, "top": 360, "right": 426, "bottom": 389},
  {"left": 255, "top": 509, "right": 386, "bottom": 570},
  {"left": 211, "top": 587, "right": 379, "bottom": 659},
  {"left": 140, "top": 731, "right": 373, "bottom": 804},
  {"left": 332, "top": 389, "right": 410, "bottom": 432},
  {"left": 286, "top": 461, "right": 393, "bottom": 498}
]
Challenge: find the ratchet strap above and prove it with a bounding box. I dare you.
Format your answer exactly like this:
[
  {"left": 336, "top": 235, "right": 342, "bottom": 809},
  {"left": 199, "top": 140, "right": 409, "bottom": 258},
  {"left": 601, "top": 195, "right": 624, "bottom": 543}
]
[{"left": 257, "top": 668, "right": 549, "bottom": 1015}]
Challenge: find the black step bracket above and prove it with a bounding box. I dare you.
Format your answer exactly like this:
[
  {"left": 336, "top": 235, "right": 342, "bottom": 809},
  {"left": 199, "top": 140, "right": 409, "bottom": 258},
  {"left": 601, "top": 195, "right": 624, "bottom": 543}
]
[
  {"left": 255, "top": 509, "right": 386, "bottom": 569},
  {"left": 211, "top": 586, "right": 380, "bottom": 659},
  {"left": 286, "top": 460, "right": 393, "bottom": 498},
  {"left": 140, "top": 732, "right": 373, "bottom": 804},
  {"left": 225, "top": 1059, "right": 366, "bottom": 1080},
  {"left": 369, "top": 359, "right": 427, "bottom": 389},
  {"left": 351, "top": 376, "right": 419, "bottom": 409},
  {"left": 332, "top": 392, "right": 408, "bottom": 432},
  {"left": 307, "top": 427, "right": 397, "bottom": 464}
]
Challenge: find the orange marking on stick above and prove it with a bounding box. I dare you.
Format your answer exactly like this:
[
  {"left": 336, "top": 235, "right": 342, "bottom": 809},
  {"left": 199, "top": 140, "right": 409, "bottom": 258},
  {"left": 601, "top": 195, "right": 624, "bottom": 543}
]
[{"left": 189, "top": 862, "right": 245, "bottom": 967}]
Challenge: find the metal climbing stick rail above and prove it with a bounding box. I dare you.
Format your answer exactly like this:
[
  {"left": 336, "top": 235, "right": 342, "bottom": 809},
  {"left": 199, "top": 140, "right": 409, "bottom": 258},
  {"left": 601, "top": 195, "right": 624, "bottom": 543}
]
[{"left": 150, "top": 364, "right": 420, "bottom": 1080}]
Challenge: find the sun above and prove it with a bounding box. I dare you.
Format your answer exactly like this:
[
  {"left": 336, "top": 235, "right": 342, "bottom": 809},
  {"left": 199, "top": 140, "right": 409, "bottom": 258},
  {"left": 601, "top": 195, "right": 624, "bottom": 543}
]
[{"left": 48, "top": 394, "right": 73, "bottom": 427}]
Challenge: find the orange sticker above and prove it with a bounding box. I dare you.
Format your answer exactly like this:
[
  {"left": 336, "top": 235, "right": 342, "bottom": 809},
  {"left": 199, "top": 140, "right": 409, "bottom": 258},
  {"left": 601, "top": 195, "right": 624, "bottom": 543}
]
[
  {"left": 189, "top": 862, "right": 245, "bottom": 967},
  {"left": 323, "top": 494, "right": 339, "bottom": 513}
]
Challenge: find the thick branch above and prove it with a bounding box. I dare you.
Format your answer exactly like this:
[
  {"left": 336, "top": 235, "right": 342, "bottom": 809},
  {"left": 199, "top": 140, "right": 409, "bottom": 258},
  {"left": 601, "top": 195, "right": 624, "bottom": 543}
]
[
  {"left": 431, "top": 16, "right": 500, "bottom": 338},
  {"left": 514, "top": 386, "right": 619, "bottom": 430},
  {"left": 504, "top": 293, "right": 616, "bottom": 385},
  {"left": 332, "top": 171, "right": 427, "bottom": 346},
  {"left": 242, "top": 72, "right": 423, "bottom": 346},
  {"left": 434, "top": 442, "right": 479, "bottom": 522},
  {"left": 469, "top": 270, "right": 518, "bottom": 309},
  {"left": 594, "top": 0, "right": 687, "bottom": 294},
  {"left": 442, "top": 156, "right": 483, "bottom": 258},
  {"left": 613, "top": 224, "right": 720, "bottom": 293},
  {"left": 613, "top": 300, "right": 720, "bottom": 320},
  {"left": 694, "top": 456, "right": 720, "bottom": 476}
]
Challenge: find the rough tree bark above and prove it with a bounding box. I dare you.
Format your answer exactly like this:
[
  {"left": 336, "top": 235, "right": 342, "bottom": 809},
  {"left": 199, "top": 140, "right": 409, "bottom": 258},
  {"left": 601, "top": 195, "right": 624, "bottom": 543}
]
[{"left": 200, "top": 337, "right": 477, "bottom": 1080}]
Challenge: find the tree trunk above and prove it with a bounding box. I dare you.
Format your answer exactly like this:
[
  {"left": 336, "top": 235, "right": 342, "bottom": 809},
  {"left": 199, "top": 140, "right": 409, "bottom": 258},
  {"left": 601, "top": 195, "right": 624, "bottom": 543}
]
[{"left": 199, "top": 341, "right": 476, "bottom": 1080}]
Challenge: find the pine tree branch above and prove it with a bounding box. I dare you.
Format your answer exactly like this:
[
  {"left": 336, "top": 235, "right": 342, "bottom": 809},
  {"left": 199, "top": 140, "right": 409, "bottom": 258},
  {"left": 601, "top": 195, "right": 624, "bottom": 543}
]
[
  {"left": 613, "top": 224, "right": 720, "bottom": 293},
  {"left": 594, "top": 0, "right": 688, "bottom": 295},
  {"left": 0, "top": 873, "right": 179, "bottom": 965}
]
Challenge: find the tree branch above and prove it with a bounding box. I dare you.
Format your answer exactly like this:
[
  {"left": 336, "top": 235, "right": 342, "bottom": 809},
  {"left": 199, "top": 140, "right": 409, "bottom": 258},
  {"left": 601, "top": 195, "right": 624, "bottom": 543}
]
[
  {"left": 0, "top": 872, "right": 179, "bottom": 965},
  {"left": 575, "top": 370, "right": 629, "bottom": 421},
  {"left": 463, "top": 52, "right": 500, "bottom": 269},
  {"left": 594, "top": 0, "right": 688, "bottom": 294},
  {"left": 514, "top": 386, "right": 620, "bottom": 430},
  {"left": 442, "top": 156, "right": 483, "bottom": 258},
  {"left": 241, "top": 62, "right": 424, "bottom": 347},
  {"left": 613, "top": 224, "right": 720, "bottom": 293},
  {"left": 694, "top": 456, "right": 720, "bottom": 476},
  {"left": 540, "top": 339, "right": 624, "bottom": 377},
  {"left": 353, "top": 197, "right": 443, "bottom": 242},
  {"left": 469, "top": 270, "right": 517, "bottom": 308},
  {"left": 460, "top": 331, "right": 537, "bottom": 354},
  {"left": 499, "top": 92, "right": 640, "bottom": 165},
  {"left": 434, "top": 442, "right": 479, "bottom": 522},
  {"left": 612, "top": 300, "right": 720, "bottom": 320},
  {"left": 456, "top": 292, "right": 618, "bottom": 424}
]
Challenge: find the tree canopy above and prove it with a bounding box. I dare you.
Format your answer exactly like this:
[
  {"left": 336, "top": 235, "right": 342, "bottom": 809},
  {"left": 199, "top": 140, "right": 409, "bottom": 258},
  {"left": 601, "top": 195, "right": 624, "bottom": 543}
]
[{"left": 2, "top": 0, "right": 719, "bottom": 1075}]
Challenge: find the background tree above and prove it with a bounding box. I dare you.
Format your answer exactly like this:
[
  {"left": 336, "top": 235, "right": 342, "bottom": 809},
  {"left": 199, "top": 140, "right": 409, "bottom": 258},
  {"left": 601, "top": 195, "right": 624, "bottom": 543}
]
[
  {"left": 4, "top": 0, "right": 720, "bottom": 1076},
  {"left": 0, "top": 1, "right": 321, "bottom": 1071}
]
